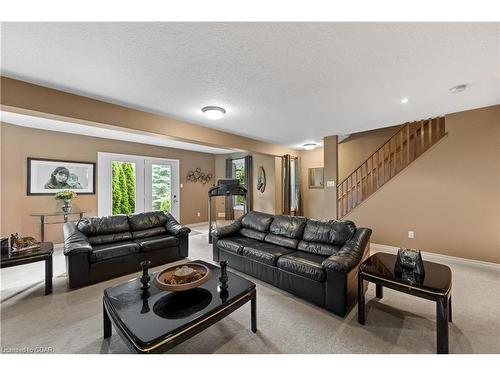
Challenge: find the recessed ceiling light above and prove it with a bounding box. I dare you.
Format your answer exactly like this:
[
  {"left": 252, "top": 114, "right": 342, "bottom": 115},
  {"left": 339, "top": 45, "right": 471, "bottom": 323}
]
[
  {"left": 201, "top": 106, "right": 226, "bottom": 120},
  {"left": 401, "top": 97, "right": 409, "bottom": 104},
  {"left": 449, "top": 84, "right": 467, "bottom": 94},
  {"left": 303, "top": 143, "right": 317, "bottom": 150}
]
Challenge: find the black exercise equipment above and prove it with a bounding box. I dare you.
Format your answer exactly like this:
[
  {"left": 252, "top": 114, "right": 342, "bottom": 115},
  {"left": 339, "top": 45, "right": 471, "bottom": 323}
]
[{"left": 208, "top": 179, "right": 248, "bottom": 243}]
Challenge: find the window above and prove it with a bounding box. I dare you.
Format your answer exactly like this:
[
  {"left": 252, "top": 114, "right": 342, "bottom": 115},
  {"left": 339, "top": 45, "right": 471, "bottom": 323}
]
[
  {"left": 111, "top": 161, "right": 136, "bottom": 215},
  {"left": 98, "top": 153, "right": 179, "bottom": 220},
  {"left": 290, "top": 157, "right": 299, "bottom": 212},
  {"left": 232, "top": 158, "right": 245, "bottom": 206}
]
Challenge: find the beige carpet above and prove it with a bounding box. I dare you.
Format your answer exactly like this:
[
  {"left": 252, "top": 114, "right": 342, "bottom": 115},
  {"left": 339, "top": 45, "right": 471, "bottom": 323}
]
[{"left": 1, "top": 223, "right": 499, "bottom": 354}]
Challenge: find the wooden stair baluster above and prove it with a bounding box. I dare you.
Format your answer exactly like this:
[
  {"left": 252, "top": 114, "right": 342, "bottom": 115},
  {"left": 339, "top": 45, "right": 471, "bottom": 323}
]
[{"left": 336, "top": 116, "right": 445, "bottom": 218}]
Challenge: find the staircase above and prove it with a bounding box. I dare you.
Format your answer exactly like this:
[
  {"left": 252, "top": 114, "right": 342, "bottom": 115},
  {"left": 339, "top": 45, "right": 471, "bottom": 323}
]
[{"left": 337, "top": 116, "right": 446, "bottom": 218}]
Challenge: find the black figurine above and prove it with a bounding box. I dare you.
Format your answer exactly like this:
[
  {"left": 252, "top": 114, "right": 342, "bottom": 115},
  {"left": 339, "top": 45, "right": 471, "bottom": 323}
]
[
  {"left": 219, "top": 260, "right": 228, "bottom": 290},
  {"left": 395, "top": 248, "right": 425, "bottom": 283},
  {"left": 140, "top": 260, "right": 151, "bottom": 290}
]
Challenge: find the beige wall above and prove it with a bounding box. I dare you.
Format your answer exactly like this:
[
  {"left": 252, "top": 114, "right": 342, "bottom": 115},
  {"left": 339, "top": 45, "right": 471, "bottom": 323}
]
[
  {"left": 338, "top": 125, "right": 400, "bottom": 181},
  {"left": 301, "top": 105, "right": 500, "bottom": 263},
  {"left": 299, "top": 147, "right": 326, "bottom": 219},
  {"left": 1, "top": 124, "right": 215, "bottom": 243},
  {"left": 323, "top": 135, "right": 339, "bottom": 220},
  {"left": 344, "top": 105, "right": 500, "bottom": 263},
  {"left": 252, "top": 154, "right": 279, "bottom": 214},
  {"left": 274, "top": 156, "right": 283, "bottom": 215},
  {"left": 1, "top": 77, "right": 296, "bottom": 157}
]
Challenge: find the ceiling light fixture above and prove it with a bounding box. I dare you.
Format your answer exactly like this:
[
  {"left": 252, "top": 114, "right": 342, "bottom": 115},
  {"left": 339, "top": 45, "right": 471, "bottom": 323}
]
[
  {"left": 201, "top": 106, "right": 226, "bottom": 120},
  {"left": 401, "top": 97, "right": 409, "bottom": 104},
  {"left": 303, "top": 143, "right": 317, "bottom": 150},
  {"left": 449, "top": 84, "right": 467, "bottom": 94}
]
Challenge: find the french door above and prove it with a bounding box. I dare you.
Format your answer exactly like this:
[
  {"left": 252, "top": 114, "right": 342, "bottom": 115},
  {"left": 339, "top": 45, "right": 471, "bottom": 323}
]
[
  {"left": 145, "top": 159, "right": 179, "bottom": 219},
  {"left": 98, "top": 153, "right": 180, "bottom": 220}
]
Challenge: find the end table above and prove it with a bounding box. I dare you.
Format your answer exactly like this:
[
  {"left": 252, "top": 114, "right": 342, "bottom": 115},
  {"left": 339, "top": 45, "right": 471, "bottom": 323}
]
[
  {"left": 358, "top": 252, "right": 452, "bottom": 354},
  {"left": 1, "top": 242, "right": 54, "bottom": 295}
]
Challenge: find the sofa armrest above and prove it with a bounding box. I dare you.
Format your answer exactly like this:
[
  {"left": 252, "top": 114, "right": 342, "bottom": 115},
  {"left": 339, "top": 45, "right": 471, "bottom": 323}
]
[
  {"left": 211, "top": 220, "right": 242, "bottom": 241},
  {"left": 322, "top": 228, "right": 372, "bottom": 273},
  {"left": 164, "top": 212, "right": 191, "bottom": 236},
  {"left": 63, "top": 221, "right": 92, "bottom": 256}
]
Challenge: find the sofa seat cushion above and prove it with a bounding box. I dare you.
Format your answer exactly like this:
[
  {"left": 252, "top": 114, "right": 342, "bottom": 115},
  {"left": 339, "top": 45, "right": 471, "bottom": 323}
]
[
  {"left": 241, "top": 243, "right": 294, "bottom": 266},
  {"left": 217, "top": 236, "right": 263, "bottom": 255},
  {"left": 134, "top": 235, "right": 178, "bottom": 252},
  {"left": 297, "top": 240, "right": 341, "bottom": 257},
  {"left": 90, "top": 241, "right": 140, "bottom": 263},
  {"left": 277, "top": 251, "right": 327, "bottom": 282}
]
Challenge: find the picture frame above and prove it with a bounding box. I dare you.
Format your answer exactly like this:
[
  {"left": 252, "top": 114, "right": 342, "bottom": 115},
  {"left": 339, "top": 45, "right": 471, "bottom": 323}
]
[
  {"left": 27, "top": 157, "right": 96, "bottom": 195},
  {"left": 308, "top": 167, "right": 324, "bottom": 189}
]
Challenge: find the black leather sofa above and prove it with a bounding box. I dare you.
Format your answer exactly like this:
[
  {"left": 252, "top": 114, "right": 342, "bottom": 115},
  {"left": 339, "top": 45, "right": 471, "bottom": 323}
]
[
  {"left": 63, "top": 211, "right": 190, "bottom": 288},
  {"left": 212, "top": 211, "right": 372, "bottom": 317}
]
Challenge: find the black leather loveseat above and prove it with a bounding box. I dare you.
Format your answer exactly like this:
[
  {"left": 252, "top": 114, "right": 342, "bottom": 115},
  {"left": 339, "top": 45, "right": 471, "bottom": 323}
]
[
  {"left": 63, "top": 211, "right": 190, "bottom": 288},
  {"left": 212, "top": 211, "right": 372, "bottom": 317}
]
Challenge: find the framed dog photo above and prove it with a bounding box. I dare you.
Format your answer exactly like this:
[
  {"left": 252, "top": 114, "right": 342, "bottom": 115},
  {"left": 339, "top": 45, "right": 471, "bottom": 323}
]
[{"left": 27, "top": 158, "right": 96, "bottom": 195}]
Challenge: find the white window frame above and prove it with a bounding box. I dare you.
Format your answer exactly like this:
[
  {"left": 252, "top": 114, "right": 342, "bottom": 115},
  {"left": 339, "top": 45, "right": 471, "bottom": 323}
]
[{"left": 97, "top": 152, "right": 180, "bottom": 220}]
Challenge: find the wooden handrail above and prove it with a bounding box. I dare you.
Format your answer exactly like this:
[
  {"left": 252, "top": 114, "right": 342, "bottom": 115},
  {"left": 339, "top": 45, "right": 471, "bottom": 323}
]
[
  {"left": 337, "top": 116, "right": 445, "bottom": 218},
  {"left": 337, "top": 126, "right": 403, "bottom": 186}
]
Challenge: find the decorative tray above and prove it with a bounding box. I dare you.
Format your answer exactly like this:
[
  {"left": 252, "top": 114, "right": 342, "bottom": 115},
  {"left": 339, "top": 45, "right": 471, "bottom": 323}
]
[{"left": 154, "top": 263, "right": 211, "bottom": 292}]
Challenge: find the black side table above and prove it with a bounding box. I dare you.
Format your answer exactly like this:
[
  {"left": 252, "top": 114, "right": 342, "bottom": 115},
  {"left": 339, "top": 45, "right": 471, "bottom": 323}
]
[
  {"left": 1, "top": 242, "right": 54, "bottom": 295},
  {"left": 358, "top": 252, "right": 452, "bottom": 354}
]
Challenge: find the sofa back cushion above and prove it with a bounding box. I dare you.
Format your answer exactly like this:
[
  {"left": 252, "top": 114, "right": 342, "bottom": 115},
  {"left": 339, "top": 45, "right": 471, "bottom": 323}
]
[
  {"left": 128, "top": 211, "right": 169, "bottom": 231},
  {"left": 239, "top": 228, "right": 267, "bottom": 241},
  {"left": 77, "top": 215, "right": 132, "bottom": 246},
  {"left": 265, "top": 234, "right": 300, "bottom": 249},
  {"left": 262, "top": 215, "right": 307, "bottom": 249},
  {"left": 77, "top": 215, "right": 130, "bottom": 236},
  {"left": 269, "top": 215, "right": 307, "bottom": 239},
  {"left": 302, "top": 219, "right": 356, "bottom": 246},
  {"left": 88, "top": 232, "right": 133, "bottom": 246},
  {"left": 241, "top": 211, "right": 274, "bottom": 232},
  {"left": 132, "top": 226, "right": 168, "bottom": 239}
]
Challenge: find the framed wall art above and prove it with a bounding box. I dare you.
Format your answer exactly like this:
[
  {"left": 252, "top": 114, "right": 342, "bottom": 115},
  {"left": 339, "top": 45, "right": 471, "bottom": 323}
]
[{"left": 27, "top": 157, "right": 96, "bottom": 195}]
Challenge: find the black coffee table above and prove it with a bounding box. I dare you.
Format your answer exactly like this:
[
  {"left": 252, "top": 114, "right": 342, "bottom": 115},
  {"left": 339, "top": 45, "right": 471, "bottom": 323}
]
[
  {"left": 358, "top": 252, "right": 452, "bottom": 354},
  {"left": 0, "top": 242, "right": 54, "bottom": 295},
  {"left": 103, "top": 260, "right": 257, "bottom": 353}
]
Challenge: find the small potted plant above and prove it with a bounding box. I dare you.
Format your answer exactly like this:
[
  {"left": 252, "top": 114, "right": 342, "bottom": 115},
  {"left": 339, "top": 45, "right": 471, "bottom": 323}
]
[{"left": 54, "top": 190, "right": 77, "bottom": 214}]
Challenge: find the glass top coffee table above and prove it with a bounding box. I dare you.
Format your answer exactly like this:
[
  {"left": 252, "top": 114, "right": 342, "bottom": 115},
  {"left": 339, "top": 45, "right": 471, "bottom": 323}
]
[{"left": 103, "top": 260, "right": 256, "bottom": 353}]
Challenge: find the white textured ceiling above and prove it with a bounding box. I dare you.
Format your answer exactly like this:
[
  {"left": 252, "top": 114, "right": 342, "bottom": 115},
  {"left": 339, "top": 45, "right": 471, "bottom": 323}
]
[{"left": 1, "top": 22, "right": 499, "bottom": 148}]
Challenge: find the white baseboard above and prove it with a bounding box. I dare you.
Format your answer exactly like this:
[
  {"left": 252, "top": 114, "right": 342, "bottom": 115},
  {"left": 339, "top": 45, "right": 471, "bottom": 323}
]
[{"left": 371, "top": 243, "right": 500, "bottom": 271}]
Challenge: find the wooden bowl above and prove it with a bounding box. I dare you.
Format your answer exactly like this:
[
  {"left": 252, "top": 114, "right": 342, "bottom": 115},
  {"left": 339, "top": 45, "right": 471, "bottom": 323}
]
[{"left": 154, "top": 263, "right": 211, "bottom": 292}]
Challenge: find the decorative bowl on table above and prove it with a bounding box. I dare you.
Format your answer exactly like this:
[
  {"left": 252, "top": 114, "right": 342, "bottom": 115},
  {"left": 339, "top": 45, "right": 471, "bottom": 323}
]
[{"left": 154, "top": 263, "right": 211, "bottom": 291}]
